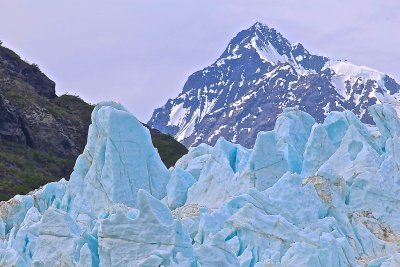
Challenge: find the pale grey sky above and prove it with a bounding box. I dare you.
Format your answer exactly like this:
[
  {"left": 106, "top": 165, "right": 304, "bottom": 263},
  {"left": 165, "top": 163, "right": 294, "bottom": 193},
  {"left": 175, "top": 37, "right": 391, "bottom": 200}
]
[{"left": 0, "top": 0, "right": 399, "bottom": 121}]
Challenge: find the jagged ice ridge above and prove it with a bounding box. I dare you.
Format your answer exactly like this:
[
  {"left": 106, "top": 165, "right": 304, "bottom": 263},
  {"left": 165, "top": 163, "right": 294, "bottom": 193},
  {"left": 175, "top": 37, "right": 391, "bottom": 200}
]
[{"left": 1, "top": 102, "right": 400, "bottom": 266}]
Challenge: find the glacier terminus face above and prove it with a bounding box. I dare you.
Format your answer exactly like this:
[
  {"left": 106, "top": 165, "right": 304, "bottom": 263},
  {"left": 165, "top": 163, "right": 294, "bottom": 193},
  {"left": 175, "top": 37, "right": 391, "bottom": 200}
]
[{"left": 1, "top": 101, "right": 400, "bottom": 266}]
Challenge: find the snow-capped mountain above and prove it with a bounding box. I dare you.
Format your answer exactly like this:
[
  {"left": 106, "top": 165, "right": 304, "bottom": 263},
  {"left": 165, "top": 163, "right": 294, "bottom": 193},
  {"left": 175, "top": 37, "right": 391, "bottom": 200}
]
[{"left": 148, "top": 22, "right": 400, "bottom": 148}]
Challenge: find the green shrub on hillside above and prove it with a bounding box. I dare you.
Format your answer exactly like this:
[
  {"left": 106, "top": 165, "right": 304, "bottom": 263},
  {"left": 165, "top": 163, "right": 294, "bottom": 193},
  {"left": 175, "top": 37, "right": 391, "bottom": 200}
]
[{"left": 0, "top": 142, "right": 73, "bottom": 200}]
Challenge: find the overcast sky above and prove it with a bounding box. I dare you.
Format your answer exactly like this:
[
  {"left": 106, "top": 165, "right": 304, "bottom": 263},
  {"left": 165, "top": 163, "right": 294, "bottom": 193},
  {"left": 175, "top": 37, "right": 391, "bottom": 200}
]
[{"left": 1, "top": 0, "right": 399, "bottom": 121}]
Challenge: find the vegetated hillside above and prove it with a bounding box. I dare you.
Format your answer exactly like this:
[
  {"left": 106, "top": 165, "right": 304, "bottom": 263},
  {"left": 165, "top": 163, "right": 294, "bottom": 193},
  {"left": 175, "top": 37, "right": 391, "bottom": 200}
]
[
  {"left": 0, "top": 44, "right": 187, "bottom": 200},
  {"left": 144, "top": 125, "right": 188, "bottom": 168}
]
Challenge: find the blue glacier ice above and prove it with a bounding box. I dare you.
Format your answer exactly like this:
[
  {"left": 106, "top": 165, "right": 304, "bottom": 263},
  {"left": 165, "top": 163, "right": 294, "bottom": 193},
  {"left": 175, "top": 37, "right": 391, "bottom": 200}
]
[
  {"left": 62, "top": 102, "right": 170, "bottom": 216},
  {"left": 0, "top": 101, "right": 400, "bottom": 266},
  {"left": 166, "top": 168, "right": 196, "bottom": 210}
]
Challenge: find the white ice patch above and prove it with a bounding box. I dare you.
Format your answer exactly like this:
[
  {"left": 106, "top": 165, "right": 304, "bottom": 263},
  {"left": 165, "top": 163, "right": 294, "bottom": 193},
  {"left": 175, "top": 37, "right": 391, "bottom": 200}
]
[
  {"left": 323, "top": 102, "right": 330, "bottom": 115},
  {"left": 207, "top": 125, "right": 228, "bottom": 143},
  {"left": 239, "top": 73, "right": 245, "bottom": 87},
  {"left": 251, "top": 36, "right": 287, "bottom": 66},
  {"left": 329, "top": 60, "right": 385, "bottom": 81},
  {"left": 328, "top": 60, "right": 388, "bottom": 100},
  {"left": 331, "top": 75, "right": 349, "bottom": 100},
  {"left": 175, "top": 109, "right": 199, "bottom": 142},
  {"left": 353, "top": 93, "right": 361, "bottom": 105},
  {"left": 231, "top": 91, "right": 256, "bottom": 109},
  {"left": 167, "top": 102, "right": 189, "bottom": 127}
]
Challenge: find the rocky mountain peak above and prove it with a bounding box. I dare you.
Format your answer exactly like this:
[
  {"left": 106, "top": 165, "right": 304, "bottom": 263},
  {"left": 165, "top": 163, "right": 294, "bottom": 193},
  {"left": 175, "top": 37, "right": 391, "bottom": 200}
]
[
  {"left": 149, "top": 22, "right": 400, "bottom": 148},
  {"left": 217, "top": 22, "right": 328, "bottom": 75},
  {"left": 218, "top": 22, "right": 288, "bottom": 60}
]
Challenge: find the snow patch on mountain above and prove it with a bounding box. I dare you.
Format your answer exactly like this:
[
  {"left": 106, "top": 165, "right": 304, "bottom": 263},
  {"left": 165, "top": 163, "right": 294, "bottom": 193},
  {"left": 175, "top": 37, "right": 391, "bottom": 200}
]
[
  {"left": 167, "top": 102, "right": 187, "bottom": 127},
  {"left": 329, "top": 60, "right": 385, "bottom": 81}
]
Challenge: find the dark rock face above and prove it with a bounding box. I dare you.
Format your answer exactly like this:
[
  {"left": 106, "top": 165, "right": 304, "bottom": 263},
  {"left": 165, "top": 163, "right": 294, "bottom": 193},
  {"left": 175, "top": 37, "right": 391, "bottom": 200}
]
[
  {"left": 0, "top": 93, "right": 26, "bottom": 144},
  {"left": 0, "top": 45, "right": 94, "bottom": 199},
  {"left": 16, "top": 99, "right": 79, "bottom": 157},
  {"left": 0, "top": 46, "right": 89, "bottom": 159},
  {"left": 0, "top": 46, "right": 56, "bottom": 99},
  {"left": 0, "top": 95, "right": 26, "bottom": 144},
  {"left": 143, "top": 124, "right": 188, "bottom": 168},
  {"left": 149, "top": 22, "right": 400, "bottom": 148}
]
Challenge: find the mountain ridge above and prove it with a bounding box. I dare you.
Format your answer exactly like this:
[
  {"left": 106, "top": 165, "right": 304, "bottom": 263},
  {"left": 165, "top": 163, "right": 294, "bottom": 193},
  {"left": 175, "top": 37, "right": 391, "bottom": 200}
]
[{"left": 148, "top": 22, "right": 400, "bottom": 148}]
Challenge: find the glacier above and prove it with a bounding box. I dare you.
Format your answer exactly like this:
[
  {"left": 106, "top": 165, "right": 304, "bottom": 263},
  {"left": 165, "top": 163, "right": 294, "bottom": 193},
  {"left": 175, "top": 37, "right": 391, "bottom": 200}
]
[{"left": 1, "top": 101, "right": 400, "bottom": 266}]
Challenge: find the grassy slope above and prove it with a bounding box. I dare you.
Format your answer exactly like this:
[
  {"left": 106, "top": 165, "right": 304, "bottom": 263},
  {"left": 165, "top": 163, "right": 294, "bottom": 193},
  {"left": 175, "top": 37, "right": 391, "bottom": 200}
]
[
  {"left": 0, "top": 94, "right": 91, "bottom": 200},
  {"left": 152, "top": 133, "right": 188, "bottom": 168},
  {"left": 0, "top": 141, "right": 74, "bottom": 200}
]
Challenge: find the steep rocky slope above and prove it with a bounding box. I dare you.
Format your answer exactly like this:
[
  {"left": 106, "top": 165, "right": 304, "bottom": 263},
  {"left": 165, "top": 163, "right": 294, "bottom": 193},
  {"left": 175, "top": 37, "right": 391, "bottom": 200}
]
[
  {"left": 149, "top": 22, "right": 400, "bottom": 148},
  {"left": 0, "top": 44, "right": 93, "bottom": 200},
  {"left": 0, "top": 44, "right": 187, "bottom": 200}
]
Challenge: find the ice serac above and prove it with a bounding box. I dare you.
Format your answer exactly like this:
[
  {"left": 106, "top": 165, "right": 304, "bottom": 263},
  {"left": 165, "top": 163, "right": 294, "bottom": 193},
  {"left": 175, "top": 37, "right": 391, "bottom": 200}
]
[
  {"left": 273, "top": 107, "right": 315, "bottom": 173},
  {"left": 246, "top": 131, "right": 289, "bottom": 190},
  {"left": 369, "top": 103, "right": 400, "bottom": 140},
  {"left": 166, "top": 168, "right": 196, "bottom": 210},
  {"left": 242, "top": 107, "right": 313, "bottom": 190},
  {"left": 175, "top": 137, "right": 251, "bottom": 209},
  {"left": 301, "top": 124, "right": 336, "bottom": 177},
  {"left": 98, "top": 190, "right": 194, "bottom": 266},
  {"left": 64, "top": 102, "right": 170, "bottom": 215},
  {"left": 32, "top": 208, "right": 81, "bottom": 266},
  {"left": 1, "top": 103, "right": 400, "bottom": 266}
]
